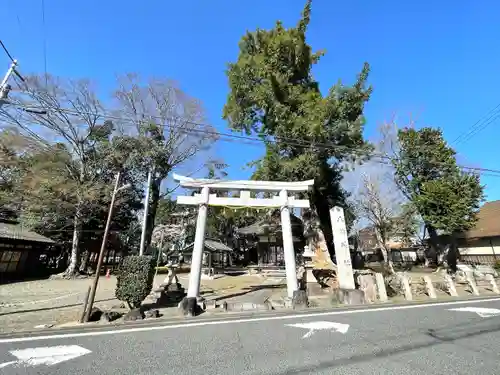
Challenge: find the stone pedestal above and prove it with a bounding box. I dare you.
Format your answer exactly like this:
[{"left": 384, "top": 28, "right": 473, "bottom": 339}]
[
  {"left": 305, "top": 266, "right": 317, "bottom": 284},
  {"left": 153, "top": 282, "right": 186, "bottom": 306},
  {"left": 179, "top": 297, "right": 199, "bottom": 317}
]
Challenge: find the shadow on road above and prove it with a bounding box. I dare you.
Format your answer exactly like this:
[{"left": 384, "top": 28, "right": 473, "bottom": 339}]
[{"left": 280, "top": 317, "right": 500, "bottom": 374}]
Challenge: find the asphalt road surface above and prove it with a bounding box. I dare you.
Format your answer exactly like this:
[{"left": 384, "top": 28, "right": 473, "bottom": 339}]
[{"left": 1, "top": 297, "right": 500, "bottom": 375}]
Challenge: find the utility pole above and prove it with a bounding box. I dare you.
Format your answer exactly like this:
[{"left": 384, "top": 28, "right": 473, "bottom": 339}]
[
  {"left": 0, "top": 60, "right": 17, "bottom": 105},
  {"left": 84, "top": 172, "right": 130, "bottom": 322},
  {"left": 139, "top": 169, "right": 153, "bottom": 256},
  {"left": 0, "top": 59, "right": 46, "bottom": 115}
]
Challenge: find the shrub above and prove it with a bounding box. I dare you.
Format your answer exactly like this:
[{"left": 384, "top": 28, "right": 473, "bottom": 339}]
[
  {"left": 115, "top": 255, "right": 155, "bottom": 309},
  {"left": 494, "top": 261, "right": 500, "bottom": 271}
]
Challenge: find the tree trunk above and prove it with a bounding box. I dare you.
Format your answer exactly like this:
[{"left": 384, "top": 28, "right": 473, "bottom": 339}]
[
  {"left": 79, "top": 250, "right": 90, "bottom": 273},
  {"left": 144, "top": 176, "right": 162, "bottom": 253},
  {"left": 311, "top": 187, "right": 336, "bottom": 261},
  {"left": 64, "top": 207, "right": 83, "bottom": 276},
  {"left": 426, "top": 224, "right": 440, "bottom": 266},
  {"left": 375, "top": 230, "right": 395, "bottom": 275},
  {"left": 447, "top": 231, "right": 459, "bottom": 273}
]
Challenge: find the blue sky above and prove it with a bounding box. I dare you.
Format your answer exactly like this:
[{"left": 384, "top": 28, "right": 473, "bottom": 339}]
[{"left": 4, "top": 0, "right": 500, "bottom": 201}]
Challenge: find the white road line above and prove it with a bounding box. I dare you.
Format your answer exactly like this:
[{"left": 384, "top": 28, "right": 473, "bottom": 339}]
[
  {"left": 449, "top": 306, "right": 500, "bottom": 317},
  {"left": 1, "top": 297, "right": 499, "bottom": 344}
]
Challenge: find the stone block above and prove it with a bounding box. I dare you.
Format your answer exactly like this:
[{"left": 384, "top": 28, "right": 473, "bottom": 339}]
[
  {"left": 123, "top": 308, "right": 144, "bottom": 321},
  {"left": 396, "top": 273, "right": 413, "bottom": 301},
  {"left": 423, "top": 276, "right": 437, "bottom": 299},
  {"left": 357, "top": 274, "right": 377, "bottom": 303},
  {"left": 375, "top": 273, "right": 388, "bottom": 302},
  {"left": 205, "top": 300, "right": 217, "bottom": 310},
  {"left": 292, "top": 290, "right": 308, "bottom": 309},
  {"left": 332, "top": 288, "right": 366, "bottom": 305},
  {"left": 87, "top": 307, "right": 103, "bottom": 322},
  {"left": 144, "top": 309, "right": 160, "bottom": 319},
  {"left": 486, "top": 274, "right": 500, "bottom": 294},
  {"left": 444, "top": 274, "right": 458, "bottom": 297},
  {"left": 465, "top": 271, "right": 480, "bottom": 296},
  {"left": 99, "top": 311, "right": 122, "bottom": 323},
  {"left": 225, "top": 302, "right": 272, "bottom": 312}
]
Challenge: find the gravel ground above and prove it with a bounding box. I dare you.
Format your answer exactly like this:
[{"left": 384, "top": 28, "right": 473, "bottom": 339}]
[{"left": 0, "top": 273, "right": 274, "bottom": 333}]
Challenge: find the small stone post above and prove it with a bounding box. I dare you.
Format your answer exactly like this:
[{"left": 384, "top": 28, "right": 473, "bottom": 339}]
[
  {"left": 423, "top": 276, "right": 437, "bottom": 299},
  {"left": 444, "top": 274, "right": 458, "bottom": 297},
  {"left": 465, "top": 271, "right": 480, "bottom": 296},
  {"left": 486, "top": 274, "right": 500, "bottom": 294},
  {"left": 399, "top": 274, "right": 413, "bottom": 301},
  {"left": 375, "top": 273, "right": 388, "bottom": 302}
]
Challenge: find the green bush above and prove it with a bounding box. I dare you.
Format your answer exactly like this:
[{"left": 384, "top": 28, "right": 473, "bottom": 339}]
[
  {"left": 494, "top": 261, "right": 500, "bottom": 271},
  {"left": 115, "top": 255, "right": 155, "bottom": 309}
]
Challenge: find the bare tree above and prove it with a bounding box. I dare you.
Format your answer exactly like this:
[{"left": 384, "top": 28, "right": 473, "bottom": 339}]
[
  {"left": 0, "top": 74, "right": 119, "bottom": 276},
  {"left": 113, "top": 74, "right": 218, "bottom": 250},
  {"left": 350, "top": 121, "right": 421, "bottom": 273},
  {"left": 355, "top": 172, "right": 400, "bottom": 274}
]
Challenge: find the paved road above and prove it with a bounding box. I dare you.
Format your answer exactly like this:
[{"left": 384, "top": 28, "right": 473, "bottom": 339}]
[{"left": 1, "top": 298, "right": 500, "bottom": 375}]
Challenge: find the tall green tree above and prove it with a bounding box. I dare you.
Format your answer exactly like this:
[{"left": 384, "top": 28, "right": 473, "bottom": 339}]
[
  {"left": 391, "top": 127, "right": 484, "bottom": 261},
  {"left": 223, "top": 0, "right": 371, "bottom": 258}
]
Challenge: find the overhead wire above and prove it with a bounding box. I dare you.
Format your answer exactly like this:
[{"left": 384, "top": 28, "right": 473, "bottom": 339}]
[
  {"left": 451, "top": 103, "right": 500, "bottom": 147},
  {"left": 7, "top": 100, "right": 500, "bottom": 178},
  {"left": 40, "top": 0, "right": 48, "bottom": 85}
]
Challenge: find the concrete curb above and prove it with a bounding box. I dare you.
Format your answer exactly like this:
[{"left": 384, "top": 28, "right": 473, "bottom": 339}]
[{"left": 1, "top": 294, "right": 499, "bottom": 340}]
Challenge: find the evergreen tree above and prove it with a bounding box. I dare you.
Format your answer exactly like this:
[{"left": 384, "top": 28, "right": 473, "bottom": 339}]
[
  {"left": 223, "top": 0, "right": 372, "bottom": 258},
  {"left": 392, "top": 127, "right": 484, "bottom": 262}
]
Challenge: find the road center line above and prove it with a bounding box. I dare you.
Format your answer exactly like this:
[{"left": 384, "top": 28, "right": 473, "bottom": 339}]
[{"left": 1, "top": 297, "right": 499, "bottom": 344}]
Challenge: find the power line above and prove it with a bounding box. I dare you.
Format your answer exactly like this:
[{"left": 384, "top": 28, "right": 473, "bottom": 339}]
[
  {"left": 456, "top": 111, "right": 500, "bottom": 146},
  {"left": 451, "top": 103, "right": 500, "bottom": 147},
  {"left": 41, "top": 0, "right": 48, "bottom": 85},
  {"left": 6, "top": 101, "right": 500, "bottom": 177}
]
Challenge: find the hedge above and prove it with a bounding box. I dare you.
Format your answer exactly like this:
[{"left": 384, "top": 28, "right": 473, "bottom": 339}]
[{"left": 115, "top": 255, "right": 155, "bottom": 309}]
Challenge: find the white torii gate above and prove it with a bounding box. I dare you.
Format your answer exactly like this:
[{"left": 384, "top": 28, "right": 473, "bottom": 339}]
[{"left": 173, "top": 173, "right": 315, "bottom": 300}]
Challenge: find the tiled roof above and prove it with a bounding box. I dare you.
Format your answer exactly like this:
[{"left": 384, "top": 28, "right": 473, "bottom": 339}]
[
  {"left": 182, "top": 239, "right": 233, "bottom": 253},
  {"left": 237, "top": 214, "right": 303, "bottom": 236},
  {"left": 204, "top": 239, "right": 233, "bottom": 252},
  {"left": 0, "top": 222, "right": 55, "bottom": 244},
  {"left": 459, "top": 200, "right": 500, "bottom": 239}
]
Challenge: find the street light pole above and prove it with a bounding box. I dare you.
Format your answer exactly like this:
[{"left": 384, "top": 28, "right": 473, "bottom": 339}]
[{"left": 84, "top": 172, "right": 129, "bottom": 322}]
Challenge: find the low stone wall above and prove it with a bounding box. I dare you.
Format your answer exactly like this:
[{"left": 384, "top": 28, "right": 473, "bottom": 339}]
[{"left": 350, "top": 267, "right": 500, "bottom": 304}]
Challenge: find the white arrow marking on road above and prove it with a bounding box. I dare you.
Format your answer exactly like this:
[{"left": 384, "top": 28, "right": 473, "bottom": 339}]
[
  {"left": 0, "top": 345, "right": 91, "bottom": 369},
  {"left": 286, "top": 321, "right": 350, "bottom": 339},
  {"left": 449, "top": 306, "right": 500, "bottom": 318}
]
